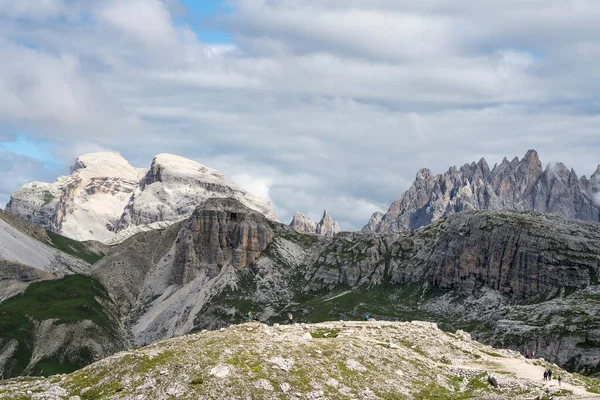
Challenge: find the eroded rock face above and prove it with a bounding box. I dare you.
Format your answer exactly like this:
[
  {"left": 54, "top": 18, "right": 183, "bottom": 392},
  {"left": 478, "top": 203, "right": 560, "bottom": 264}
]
[
  {"left": 365, "top": 150, "right": 600, "bottom": 232},
  {"left": 362, "top": 211, "right": 383, "bottom": 232},
  {"left": 6, "top": 152, "right": 277, "bottom": 244},
  {"left": 289, "top": 212, "right": 317, "bottom": 234},
  {"left": 171, "top": 198, "right": 274, "bottom": 285},
  {"left": 289, "top": 210, "right": 341, "bottom": 237},
  {"left": 316, "top": 210, "right": 341, "bottom": 237}
]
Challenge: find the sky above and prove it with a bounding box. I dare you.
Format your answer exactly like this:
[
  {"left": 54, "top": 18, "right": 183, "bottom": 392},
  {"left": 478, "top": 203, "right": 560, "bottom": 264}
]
[{"left": 0, "top": 0, "right": 599, "bottom": 230}]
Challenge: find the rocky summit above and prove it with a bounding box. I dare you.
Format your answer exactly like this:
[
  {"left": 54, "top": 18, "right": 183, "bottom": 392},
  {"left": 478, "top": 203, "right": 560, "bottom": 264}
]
[
  {"left": 2, "top": 320, "right": 599, "bottom": 399},
  {"left": 289, "top": 210, "right": 341, "bottom": 237},
  {"left": 364, "top": 150, "right": 600, "bottom": 233},
  {"left": 5, "top": 152, "right": 277, "bottom": 244}
]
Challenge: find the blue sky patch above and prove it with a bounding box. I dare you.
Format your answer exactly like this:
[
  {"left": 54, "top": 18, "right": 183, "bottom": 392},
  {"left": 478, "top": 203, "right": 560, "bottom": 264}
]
[
  {"left": 0, "top": 135, "right": 59, "bottom": 168},
  {"left": 178, "top": 0, "right": 232, "bottom": 44}
]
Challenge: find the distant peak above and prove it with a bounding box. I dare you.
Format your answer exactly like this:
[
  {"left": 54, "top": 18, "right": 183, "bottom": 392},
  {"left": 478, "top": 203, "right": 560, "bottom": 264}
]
[
  {"left": 523, "top": 149, "right": 539, "bottom": 161},
  {"left": 72, "top": 151, "right": 128, "bottom": 171},
  {"left": 416, "top": 168, "right": 432, "bottom": 180}
]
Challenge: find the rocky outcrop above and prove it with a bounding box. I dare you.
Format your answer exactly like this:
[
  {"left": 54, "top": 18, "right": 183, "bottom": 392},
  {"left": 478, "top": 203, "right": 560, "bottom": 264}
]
[
  {"left": 289, "top": 210, "right": 341, "bottom": 237},
  {"left": 171, "top": 198, "right": 273, "bottom": 285},
  {"left": 315, "top": 210, "right": 341, "bottom": 237},
  {"left": 289, "top": 212, "right": 317, "bottom": 234},
  {"left": 6, "top": 152, "right": 277, "bottom": 244},
  {"left": 362, "top": 211, "right": 383, "bottom": 232},
  {"left": 365, "top": 150, "right": 600, "bottom": 232}
]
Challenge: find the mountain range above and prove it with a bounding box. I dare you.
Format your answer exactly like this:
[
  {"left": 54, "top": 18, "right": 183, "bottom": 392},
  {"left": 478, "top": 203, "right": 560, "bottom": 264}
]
[
  {"left": 1, "top": 149, "right": 599, "bottom": 387},
  {"left": 5, "top": 152, "right": 277, "bottom": 244},
  {"left": 364, "top": 150, "right": 600, "bottom": 233}
]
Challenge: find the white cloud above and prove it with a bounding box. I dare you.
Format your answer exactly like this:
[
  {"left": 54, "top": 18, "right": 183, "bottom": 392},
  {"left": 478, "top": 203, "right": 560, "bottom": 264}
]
[
  {"left": 98, "top": 0, "right": 178, "bottom": 48},
  {"left": 0, "top": 0, "right": 599, "bottom": 229},
  {"left": 0, "top": 0, "right": 67, "bottom": 20},
  {"left": 231, "top": 173, "right": 273, "bottom": 203}
]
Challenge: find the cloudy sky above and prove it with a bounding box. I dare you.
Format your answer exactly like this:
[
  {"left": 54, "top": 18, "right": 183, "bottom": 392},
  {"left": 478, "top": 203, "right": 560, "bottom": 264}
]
[{"left": 0, "top": 0, "right": 599, "bottom": 230}]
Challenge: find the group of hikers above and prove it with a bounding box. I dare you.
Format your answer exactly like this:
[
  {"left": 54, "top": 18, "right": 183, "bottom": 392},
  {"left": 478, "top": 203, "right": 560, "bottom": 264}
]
[{"left": 525, "top": 349, "right": 562, "bottom": 386}]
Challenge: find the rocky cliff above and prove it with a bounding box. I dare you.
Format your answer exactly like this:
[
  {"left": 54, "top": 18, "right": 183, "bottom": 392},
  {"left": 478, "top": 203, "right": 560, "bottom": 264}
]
[
  {"left": 364, "top": 150, "right": 600, "bottom": 233},
  {"left": 5, "top": 152, "right": 277, "bottom": 244},
  {"left": 289, "top": 210, "right": 341, "bottom": 237},
  {"left": 2, "top": 198, "right": 600, "bottom": 379},
  {"left": 89, "top": 199, "right": 600, "bottom": 375}
]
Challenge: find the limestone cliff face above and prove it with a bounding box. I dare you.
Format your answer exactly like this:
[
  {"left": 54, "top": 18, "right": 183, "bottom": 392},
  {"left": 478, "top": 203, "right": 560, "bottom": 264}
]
[
  {"left": 365, "top": 150, "right": 600, "bottom": 233},
  {"left": 170, "top": 198, "right": 273, "bottom": 285},
  {"left": 308, "top": 211, "right": 600, "bottom": 298}
]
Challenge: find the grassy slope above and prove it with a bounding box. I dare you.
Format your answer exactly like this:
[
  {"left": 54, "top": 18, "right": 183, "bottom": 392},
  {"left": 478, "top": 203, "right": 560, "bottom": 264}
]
[
  {"left": 0, "top": 275, "right": 116, "bottom": 377},
  {"left": 45, "top": 230, "right": 104, "bottom": 265}
]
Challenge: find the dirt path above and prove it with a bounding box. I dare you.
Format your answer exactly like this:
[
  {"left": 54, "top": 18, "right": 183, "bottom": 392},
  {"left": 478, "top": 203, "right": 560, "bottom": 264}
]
[{"left": 486, "top": 357, "right": 599, "bottom": 399}]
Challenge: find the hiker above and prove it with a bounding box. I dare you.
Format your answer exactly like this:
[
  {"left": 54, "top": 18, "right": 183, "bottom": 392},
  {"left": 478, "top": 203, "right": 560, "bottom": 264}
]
[
  {"left": 531, "top": 351, "right": 535, "bottom": 359},
  {"left": 364, "top": 313, "right": 370, "bottom": 321},
  {"left": 548, "top": 369, "right": 552, "bottom": 381},
  {"left": 543, "top": 370, "right": 548, "bottom": 381},
  {"left": 247, "top": 311, "right": 253, "bottom": 323},
  {"left": 525, "top": 349, "right": 530, "bottom": 359},
  {"left": 287, "top": 313, "right": 293, "bottom": 324},
  {"left": 558, "top": 375, "right": 562, "bottom": 386}
]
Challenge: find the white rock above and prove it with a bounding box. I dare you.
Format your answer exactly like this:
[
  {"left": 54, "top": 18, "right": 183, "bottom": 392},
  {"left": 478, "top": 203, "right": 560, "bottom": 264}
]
[
  {"left": 254, "top": 379, "right": 274, "bottom": 391},
  {"left": 268, "top": 356, "right": 295, "bottom": 371},
  {"left": 209, "top": 364, "right": 230, "bottom": 378},
  {"left": 345, "top": 359, "right": 367, "bottom": 372},
  {"left": 280, "top": 382, "right": 291, "bottom": 393},
  {"left": 326, "top": 378, "right": 339, "bottom": 387}
]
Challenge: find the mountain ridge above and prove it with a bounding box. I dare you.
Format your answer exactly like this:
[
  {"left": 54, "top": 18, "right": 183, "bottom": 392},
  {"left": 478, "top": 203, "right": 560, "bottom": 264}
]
[{"left": 364, "top": 149, "right": 600, "bottom": 233}]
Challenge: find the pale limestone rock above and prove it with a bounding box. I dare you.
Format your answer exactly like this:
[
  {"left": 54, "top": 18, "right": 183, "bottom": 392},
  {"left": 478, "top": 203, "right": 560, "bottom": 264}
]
[
  {"left": 6, "top": 152, "right": 277, "bottom": 244},
  {"left": 316, "top": 210, "right": 341, "bottom": 237},
  {"left": 209, "top": 365, "right": 230, "bottom": 378},
  {"left": 289, "top": 212, "right": 317, "bottom": 233}
]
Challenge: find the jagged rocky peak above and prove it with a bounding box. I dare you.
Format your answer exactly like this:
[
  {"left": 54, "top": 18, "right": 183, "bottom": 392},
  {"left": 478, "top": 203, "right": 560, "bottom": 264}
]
[
  {"left": 289, "top": 211, "right": 317, "bottom": 234},
  {"left": 362, "top": 211, "right": 383, "bottom": 232},
  {"left": 364, "top": 149, "right": 600, "bottom": 233},
  {"left": 171, "top": 198, "right": 273, "bottom": 285},
  {"left": 6, "top": 152, "right": 277, "bottom": 244},
  {"left": 289, "top": 210, "right": 341, "bottom": 237},
  {"left": 316, "top": 209, "right": 341, "bottom": 237}
]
